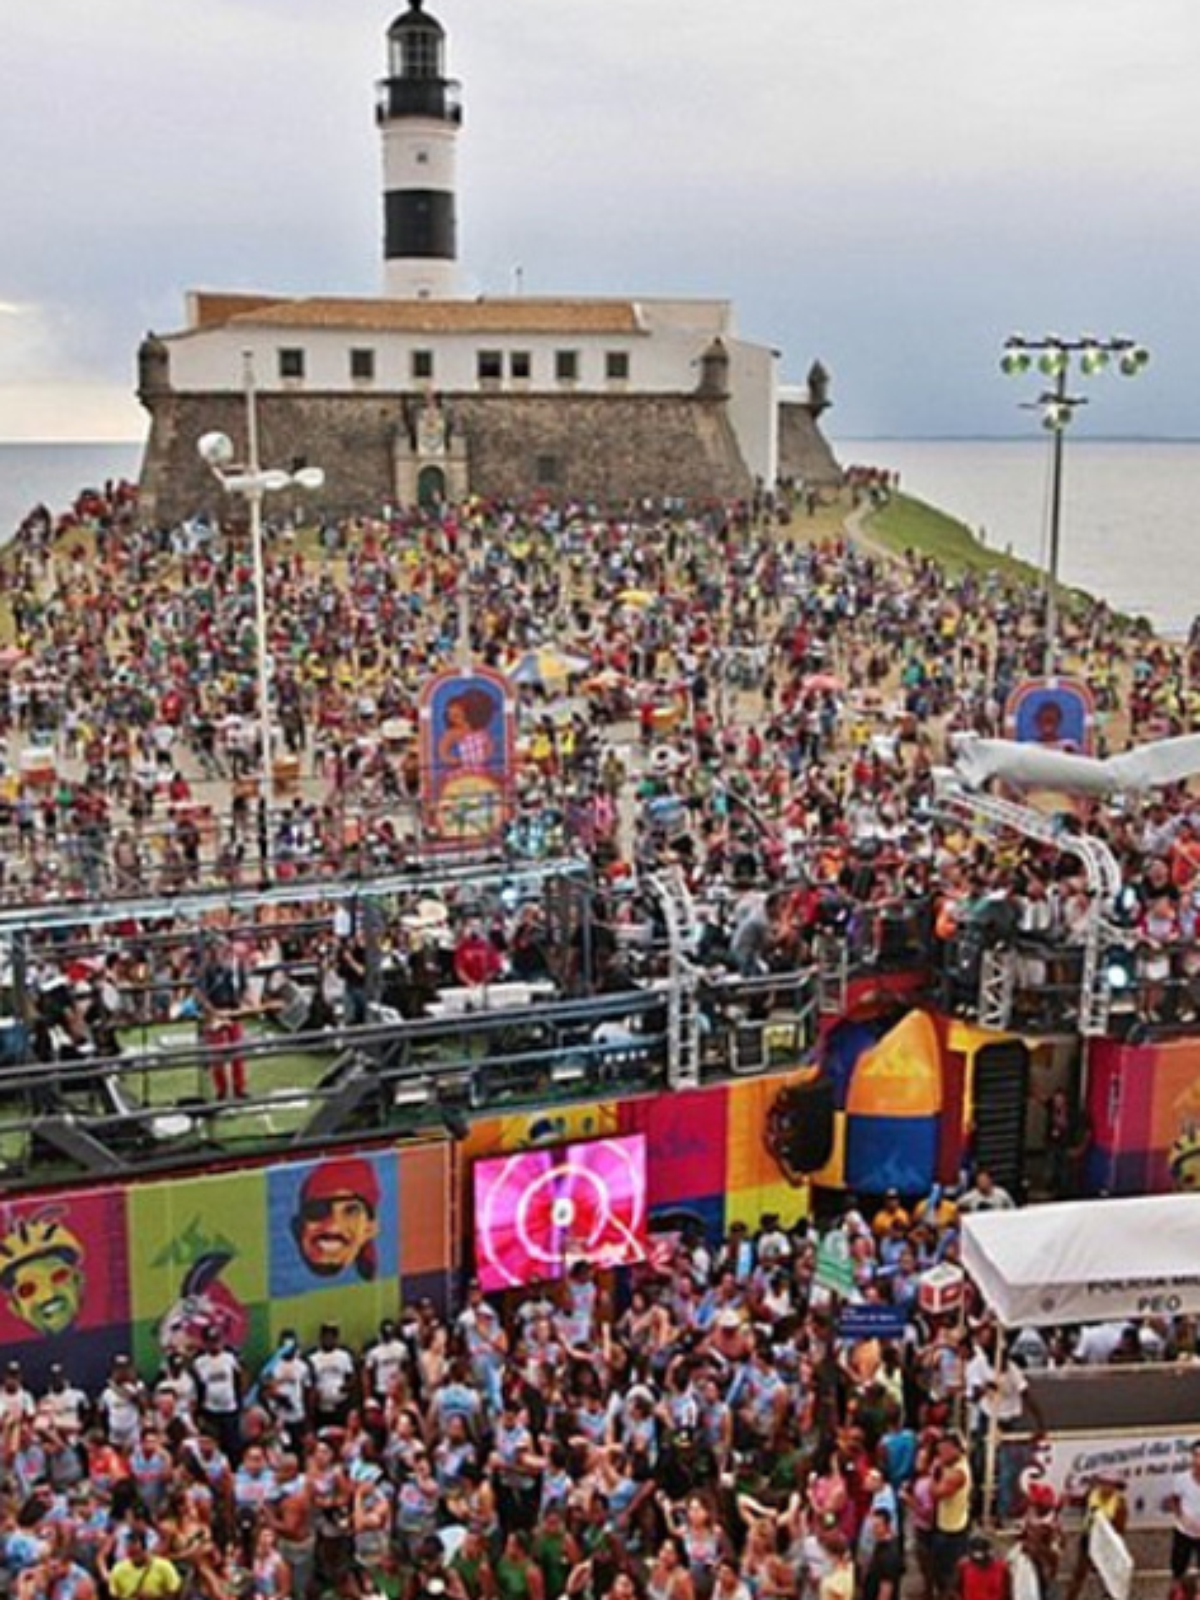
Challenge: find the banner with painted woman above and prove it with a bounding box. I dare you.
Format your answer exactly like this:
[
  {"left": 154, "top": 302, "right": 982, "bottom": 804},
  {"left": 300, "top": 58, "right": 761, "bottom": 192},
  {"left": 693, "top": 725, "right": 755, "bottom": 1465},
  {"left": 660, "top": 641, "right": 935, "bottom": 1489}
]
[
  {"left": 1005, "top": 675, "right": 1096, "bottom": 755},
  {"left": 418, "top": 667, "right": 516, "bottom": 850}
]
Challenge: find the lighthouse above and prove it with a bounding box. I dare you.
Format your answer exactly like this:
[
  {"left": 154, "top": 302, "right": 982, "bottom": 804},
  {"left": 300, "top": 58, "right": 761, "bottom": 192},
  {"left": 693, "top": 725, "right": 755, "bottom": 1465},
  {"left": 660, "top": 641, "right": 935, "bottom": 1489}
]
[{"left": 377, "top": 0, "right": 462, "bottom": 299}]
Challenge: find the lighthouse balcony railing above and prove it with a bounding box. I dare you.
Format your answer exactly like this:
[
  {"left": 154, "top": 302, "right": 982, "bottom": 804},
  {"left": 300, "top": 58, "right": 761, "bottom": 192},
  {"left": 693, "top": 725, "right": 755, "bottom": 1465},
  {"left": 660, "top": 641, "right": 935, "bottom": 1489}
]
[{"left": 376, "top": 77, "right": 463, "bottom": 124}]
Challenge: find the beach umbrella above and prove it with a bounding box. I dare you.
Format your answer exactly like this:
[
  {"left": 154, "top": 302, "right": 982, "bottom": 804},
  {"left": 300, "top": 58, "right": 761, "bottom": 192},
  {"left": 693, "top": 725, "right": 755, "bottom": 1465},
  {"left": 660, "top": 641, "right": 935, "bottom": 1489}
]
[
  {"left": 507, "top": 646, "right": 591, "bottom": 688},
  {"left": 582, "top": 667, "right": 627, "bottom": 693},
  {"left": 618, "top": 588, "right": 655, "bottom": 607},
  {"left": 803, "top": 672, "right": 843, "bottom": 694}
]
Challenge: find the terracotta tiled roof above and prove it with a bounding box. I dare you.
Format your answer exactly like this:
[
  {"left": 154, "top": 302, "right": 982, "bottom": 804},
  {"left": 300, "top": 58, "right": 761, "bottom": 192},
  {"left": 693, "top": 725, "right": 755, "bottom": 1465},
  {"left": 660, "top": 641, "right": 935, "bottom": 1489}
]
[
  {"left": 190, "top": 292, "right": 292, "bottom": 328},
  {"left": 206, "top": 296, "right": 647, "bottom": 336}
]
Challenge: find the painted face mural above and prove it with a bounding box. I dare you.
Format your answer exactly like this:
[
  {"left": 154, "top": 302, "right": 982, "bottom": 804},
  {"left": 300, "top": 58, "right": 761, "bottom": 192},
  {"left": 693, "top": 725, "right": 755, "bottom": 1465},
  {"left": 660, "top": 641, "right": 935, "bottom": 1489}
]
[
  {"left": 0, "top": 1210, "right": 85, "bottom": 1336},
  {"left": 290, "top": 1159, "right": 381, "bottom": 1280}
]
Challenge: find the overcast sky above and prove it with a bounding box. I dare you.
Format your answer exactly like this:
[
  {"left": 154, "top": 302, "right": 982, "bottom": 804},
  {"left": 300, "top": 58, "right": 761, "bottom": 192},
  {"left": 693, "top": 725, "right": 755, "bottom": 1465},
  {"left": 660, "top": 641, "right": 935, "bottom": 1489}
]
[{"left": 3, "top": 0, "right": 1196, "bottom": 441}]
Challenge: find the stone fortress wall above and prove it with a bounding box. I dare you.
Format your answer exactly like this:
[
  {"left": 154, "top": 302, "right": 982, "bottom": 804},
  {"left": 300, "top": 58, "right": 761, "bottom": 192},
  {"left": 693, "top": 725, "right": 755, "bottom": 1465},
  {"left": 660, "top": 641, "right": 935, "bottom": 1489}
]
[{"left": 139, "top": 389, "right": 777, "bottom": 524}]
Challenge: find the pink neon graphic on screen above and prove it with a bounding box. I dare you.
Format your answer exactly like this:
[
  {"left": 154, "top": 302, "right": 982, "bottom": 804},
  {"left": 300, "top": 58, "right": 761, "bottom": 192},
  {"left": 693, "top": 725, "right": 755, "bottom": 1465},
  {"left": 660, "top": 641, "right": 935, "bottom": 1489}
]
[{"left": 473, "top": 1135, "right": 647, "bottom": 1290}]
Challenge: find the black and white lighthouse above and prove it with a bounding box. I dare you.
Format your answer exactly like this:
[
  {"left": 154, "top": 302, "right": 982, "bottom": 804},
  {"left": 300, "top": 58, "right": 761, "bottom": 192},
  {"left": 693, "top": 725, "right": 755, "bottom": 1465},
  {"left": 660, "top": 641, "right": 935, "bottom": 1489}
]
[{"left": 377, "top": 0, "right": 462, "bottom": 299}]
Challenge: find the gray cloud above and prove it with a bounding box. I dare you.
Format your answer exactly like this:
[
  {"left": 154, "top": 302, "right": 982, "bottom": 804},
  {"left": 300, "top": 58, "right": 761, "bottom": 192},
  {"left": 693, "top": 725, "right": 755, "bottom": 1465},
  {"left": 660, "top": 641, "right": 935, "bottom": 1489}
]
[{"left": 3, "top": 0, "right": 1196, "bottom": 437}]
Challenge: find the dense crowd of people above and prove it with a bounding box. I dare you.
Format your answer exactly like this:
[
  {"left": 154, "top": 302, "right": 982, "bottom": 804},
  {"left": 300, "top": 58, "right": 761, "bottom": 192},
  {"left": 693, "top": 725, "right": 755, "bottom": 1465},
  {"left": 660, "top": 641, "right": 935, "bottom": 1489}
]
[
  {"left": 5, "top": 479, "right": 1200, "bottom": 1049},
  {"left": 5, "top": 1188, "right": 1196, "bottom": 1600},
  {"left": 3, "top": 477, "right": 1200, "bottom": 1598}
]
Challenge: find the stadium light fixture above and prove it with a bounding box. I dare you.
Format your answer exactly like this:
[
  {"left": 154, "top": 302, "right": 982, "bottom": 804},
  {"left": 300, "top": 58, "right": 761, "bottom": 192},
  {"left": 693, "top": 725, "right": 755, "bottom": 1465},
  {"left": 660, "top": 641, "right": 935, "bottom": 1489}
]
[{"left": 1001, "top": 333, "right": 1148, "bottom": 675}]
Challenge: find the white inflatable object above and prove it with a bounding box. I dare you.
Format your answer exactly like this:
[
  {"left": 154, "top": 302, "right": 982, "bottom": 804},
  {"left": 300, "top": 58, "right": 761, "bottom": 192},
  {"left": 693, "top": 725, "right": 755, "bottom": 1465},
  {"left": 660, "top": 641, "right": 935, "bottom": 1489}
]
[{"left": 951, "top": 731, "right": 1200, "bottom": 796}]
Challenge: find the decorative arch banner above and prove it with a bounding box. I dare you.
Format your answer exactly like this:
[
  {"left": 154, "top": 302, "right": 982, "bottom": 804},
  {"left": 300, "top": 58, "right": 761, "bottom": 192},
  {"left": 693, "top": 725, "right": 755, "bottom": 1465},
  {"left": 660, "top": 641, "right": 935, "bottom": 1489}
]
[
  {"left": 418, "top": 666, "right": 516, "bottom": 849},
  {"left": 1005, "top": 675, "right": 1096, "bottom": 754}
]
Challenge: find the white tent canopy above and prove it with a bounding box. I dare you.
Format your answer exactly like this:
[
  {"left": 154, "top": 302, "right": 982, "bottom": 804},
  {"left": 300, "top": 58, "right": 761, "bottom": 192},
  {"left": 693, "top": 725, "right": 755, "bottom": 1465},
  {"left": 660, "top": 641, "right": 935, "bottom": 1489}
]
[{"left": 961, "top": 1194, "right": 1200, "bottom": 1327}]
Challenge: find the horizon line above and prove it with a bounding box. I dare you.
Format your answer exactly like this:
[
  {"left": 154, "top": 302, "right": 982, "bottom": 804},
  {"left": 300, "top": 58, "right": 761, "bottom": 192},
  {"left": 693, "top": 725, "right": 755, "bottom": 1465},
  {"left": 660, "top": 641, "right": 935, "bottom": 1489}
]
[{"left": 3, "top": 431, "right": 1200, "bottom": 448}]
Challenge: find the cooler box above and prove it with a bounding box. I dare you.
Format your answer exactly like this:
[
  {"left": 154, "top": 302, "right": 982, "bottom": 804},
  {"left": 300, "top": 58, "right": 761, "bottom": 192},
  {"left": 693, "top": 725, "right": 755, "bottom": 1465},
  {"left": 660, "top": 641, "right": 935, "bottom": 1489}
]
[{"left": 919, "top": 1262, "right": 965, "bottom": 1318}]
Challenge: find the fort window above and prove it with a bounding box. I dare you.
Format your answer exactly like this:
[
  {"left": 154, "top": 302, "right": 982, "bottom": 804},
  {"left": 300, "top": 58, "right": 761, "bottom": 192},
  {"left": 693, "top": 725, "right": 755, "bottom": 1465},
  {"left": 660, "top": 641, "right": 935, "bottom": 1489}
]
[
  {"left": 411, "top": 349, "right": 434, "bottom": 381},
  {"left": 477, "top": 349, "right": 503, "bottom": 383},
  {"left": 278, "top": 347, "right": 306, "bottom": 381},
  {"left": 606, "top": 351, "right": 630, "bottom": 381},
  {"left": 510, "top": 351, "right": 531, "bottom": 381},
  {"left": 536, "top": 454, "right": 562, "bottom": 486},
  {"left": 350, "top": 348, "right": 376, "bottom": 382},
  {"left": 555, "top": 349, "right": 579, "bottom": 384}
]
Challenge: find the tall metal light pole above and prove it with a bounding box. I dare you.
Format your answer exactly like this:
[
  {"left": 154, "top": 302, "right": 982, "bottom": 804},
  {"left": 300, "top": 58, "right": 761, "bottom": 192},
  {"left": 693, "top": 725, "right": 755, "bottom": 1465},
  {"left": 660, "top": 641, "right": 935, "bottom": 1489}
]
[
  {"left": 1001, "top": 334, "right": 1149, "bottom": 676},
  {"left": 199, "top": 353, "right": 325, "bottom": 881},
  {"left": 242, "top": 353, "right": 275, "bottom": 875}
]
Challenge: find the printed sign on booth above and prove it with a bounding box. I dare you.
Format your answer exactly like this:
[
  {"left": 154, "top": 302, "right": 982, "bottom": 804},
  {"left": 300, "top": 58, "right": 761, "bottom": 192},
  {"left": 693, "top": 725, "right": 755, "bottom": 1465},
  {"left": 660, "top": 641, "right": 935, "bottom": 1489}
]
[{"left": 1039, "top": 1429, "right": 1194, "bottom": 1528}]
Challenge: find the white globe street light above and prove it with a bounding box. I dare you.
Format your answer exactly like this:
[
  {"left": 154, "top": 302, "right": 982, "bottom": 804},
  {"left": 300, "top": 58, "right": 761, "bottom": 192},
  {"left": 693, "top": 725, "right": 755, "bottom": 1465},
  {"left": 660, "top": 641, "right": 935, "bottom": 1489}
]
[{"left": 197, "top": 352, "right": 325, "bottom": 879}]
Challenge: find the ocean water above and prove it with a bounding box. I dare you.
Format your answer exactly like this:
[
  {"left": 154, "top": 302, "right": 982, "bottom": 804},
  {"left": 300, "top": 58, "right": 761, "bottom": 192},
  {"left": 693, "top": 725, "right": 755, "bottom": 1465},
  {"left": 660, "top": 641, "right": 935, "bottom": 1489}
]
[
  {"left": 0, "top": 441, "right": 145, "bottom": 543},
  {"left": 3, "top": 436, "right": 1200, "bottom": 636},
  {"left": 837, "top": 438, "right": 1200, "bottom": 637}
]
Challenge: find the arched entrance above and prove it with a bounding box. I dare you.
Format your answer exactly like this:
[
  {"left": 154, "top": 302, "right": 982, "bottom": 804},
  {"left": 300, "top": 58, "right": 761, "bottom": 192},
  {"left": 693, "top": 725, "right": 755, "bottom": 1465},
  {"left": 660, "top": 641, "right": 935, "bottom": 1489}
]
[{"left": 417, "top": 465, "right": 446, "bottom": 507}]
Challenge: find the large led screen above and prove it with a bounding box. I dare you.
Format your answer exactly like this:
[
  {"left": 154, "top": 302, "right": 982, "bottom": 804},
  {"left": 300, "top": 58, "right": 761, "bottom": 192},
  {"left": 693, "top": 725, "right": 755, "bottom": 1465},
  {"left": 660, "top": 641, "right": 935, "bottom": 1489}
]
[{"left": 473, "top": 1135, "right": 648, "bottom": 1291}]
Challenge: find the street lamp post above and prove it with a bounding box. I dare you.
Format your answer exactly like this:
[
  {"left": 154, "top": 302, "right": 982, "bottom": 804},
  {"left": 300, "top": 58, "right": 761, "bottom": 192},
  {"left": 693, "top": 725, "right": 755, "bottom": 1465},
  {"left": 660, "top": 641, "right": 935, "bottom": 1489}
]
[
  {"left": 1001, "top": 334, "right": 1149, "bottom": 676},
  {"left": 198, "top": 352, "right": 325, "bottom": 881}
]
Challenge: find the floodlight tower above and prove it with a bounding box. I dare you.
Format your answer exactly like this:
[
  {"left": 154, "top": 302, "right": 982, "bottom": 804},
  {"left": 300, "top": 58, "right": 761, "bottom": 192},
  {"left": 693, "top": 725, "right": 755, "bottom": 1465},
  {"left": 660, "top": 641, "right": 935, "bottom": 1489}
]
[{"left": 1000, "top": 334, "right": 1149, "bottom": 675}]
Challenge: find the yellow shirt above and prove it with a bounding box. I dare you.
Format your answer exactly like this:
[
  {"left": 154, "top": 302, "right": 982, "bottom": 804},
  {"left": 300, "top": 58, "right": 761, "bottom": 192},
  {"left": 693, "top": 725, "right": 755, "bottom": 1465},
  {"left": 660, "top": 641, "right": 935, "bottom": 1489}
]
[
  {"left": 936, "top": 1459, "right": 973, "bottom": 1533},
  {"left": 110, "top": 1558, "right": 182, "bottom": 1600},
  {"left": 820, "top": 1562, "right": 855, "bottom": 1600}
]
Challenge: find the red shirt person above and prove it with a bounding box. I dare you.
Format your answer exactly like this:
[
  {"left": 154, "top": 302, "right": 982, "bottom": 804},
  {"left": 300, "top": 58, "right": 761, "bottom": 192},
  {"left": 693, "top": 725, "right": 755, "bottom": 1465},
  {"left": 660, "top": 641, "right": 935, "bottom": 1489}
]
[{"left": 453, "top": 925, "right": 504, "bottom": 988}]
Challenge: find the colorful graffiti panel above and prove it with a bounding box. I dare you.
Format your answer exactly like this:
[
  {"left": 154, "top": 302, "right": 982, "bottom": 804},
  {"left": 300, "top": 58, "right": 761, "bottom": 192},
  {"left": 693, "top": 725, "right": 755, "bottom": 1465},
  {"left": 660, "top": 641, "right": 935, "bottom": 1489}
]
[
  {"left": 725, "top": 1077, "right": 812, "bottom": 1230},
  {"left": 0, "top": 1187, "right": 130, "bottom": 1387},
  {"left": 1087, "top": 1036, "right": 1200, "bottom": 1194},
  {"left": 462, "top": 1103, "right": 619, "bottom": 1164},
  {"left": 843, "top": 1011, "right": 942, "bottom": 1194},
  {"left": 618, "top": 1087, "right": 728, "bottom": 1209},
  {"left": 267, "top": 1152, "right": 399, "bottom": 1300},
  {"left": 1147, "top": 1038, "right": 1200, "bottom": 1158},
  {"left": 128, "top": 1169, "right": 270, "bottom": 1372}
]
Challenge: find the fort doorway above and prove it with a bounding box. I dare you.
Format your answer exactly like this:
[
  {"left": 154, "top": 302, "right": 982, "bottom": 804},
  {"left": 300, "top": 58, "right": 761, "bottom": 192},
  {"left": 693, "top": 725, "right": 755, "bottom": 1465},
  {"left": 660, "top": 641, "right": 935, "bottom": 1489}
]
[{"left": 417, "top": 465, "right": 446, "bottom": 506}]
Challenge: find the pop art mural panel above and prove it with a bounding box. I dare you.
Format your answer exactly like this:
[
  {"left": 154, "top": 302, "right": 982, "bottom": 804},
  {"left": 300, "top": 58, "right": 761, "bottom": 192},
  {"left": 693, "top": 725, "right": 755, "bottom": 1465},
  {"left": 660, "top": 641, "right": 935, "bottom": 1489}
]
[
  {"left": 0, "top": 1187, "right": 130, "bottom": 1387},
  {"left": 268, "top": 1151, "right": 399, "bottom": 1299},
  {"left": 128, "top": 1169, "right": 269, "bottom": 1374}
]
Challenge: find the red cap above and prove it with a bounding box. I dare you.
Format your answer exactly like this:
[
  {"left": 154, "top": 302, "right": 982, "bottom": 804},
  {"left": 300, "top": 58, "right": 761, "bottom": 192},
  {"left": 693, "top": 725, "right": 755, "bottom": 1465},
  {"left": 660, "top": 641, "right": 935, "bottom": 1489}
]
[{"left": 300, "top": 1158, "right": 380, "bottom": 1212}]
